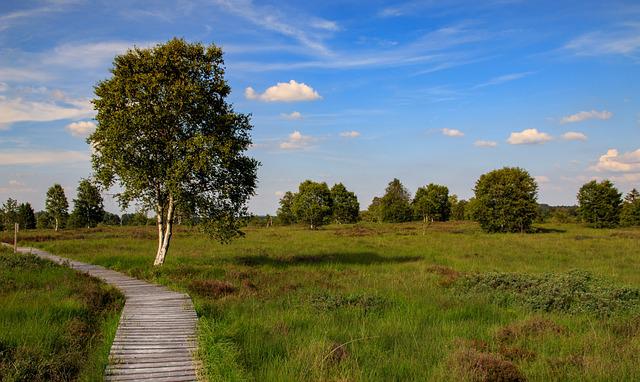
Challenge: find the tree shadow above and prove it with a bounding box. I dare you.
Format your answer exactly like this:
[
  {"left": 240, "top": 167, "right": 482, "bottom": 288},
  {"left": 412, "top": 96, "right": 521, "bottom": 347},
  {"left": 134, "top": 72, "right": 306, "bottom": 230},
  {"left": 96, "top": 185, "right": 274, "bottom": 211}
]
[{"left": 233, "top": 252, "right": 422, "bottom": 267}]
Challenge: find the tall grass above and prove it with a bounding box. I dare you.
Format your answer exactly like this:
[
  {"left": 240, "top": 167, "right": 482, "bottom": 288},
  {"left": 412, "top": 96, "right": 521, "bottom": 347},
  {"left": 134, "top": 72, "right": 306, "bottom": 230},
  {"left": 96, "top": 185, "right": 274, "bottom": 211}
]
[
  {"left": 6, "top": 221, "right": 640, "bottom": 381},
  {"left": 0, "top": 246, "right": 123, "bottom": 381}
]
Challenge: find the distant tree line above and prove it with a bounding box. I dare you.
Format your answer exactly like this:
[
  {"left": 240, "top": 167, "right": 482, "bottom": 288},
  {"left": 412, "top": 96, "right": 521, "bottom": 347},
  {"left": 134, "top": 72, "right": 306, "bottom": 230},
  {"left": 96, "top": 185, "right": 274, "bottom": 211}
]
[{"left": 276, "top": 167, "right": 640, "bottom": 232}]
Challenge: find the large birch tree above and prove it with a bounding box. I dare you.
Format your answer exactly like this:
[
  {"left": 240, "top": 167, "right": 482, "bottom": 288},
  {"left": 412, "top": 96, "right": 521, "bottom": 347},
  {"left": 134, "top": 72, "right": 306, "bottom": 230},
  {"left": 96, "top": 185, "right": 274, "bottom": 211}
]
[{"left": 90, "top": 38, "right": 259, "bottom": 265}]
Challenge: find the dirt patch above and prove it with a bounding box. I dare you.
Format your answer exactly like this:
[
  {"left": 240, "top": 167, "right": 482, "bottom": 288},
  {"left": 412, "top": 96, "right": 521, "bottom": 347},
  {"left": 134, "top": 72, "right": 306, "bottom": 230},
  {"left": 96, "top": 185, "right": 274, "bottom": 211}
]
[
  {"left": 496, "top": 317, "right": 565, "bottom": 343},
  {"left": 452, "top": 346, "right": 527, "bottom": 382},
  {"left": 427, "top": 265, "right": 461, "bottom": 286},
  {"left": 188, "top": 279, "right": 237, "bottom": 298},
  {"left": 334, "top": 226, "right": 378, "bottom": 237}
]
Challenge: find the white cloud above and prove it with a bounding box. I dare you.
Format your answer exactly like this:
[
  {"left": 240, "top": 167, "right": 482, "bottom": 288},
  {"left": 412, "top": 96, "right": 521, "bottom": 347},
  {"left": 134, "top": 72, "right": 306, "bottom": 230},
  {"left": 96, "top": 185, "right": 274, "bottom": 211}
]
[
  {"left": 474, "top": 140, "right": 497, "bottom": 147},
  {"left": 0, "top": 67, "right": 51, "bottom": 82},
  {"left": 507, "top": 128, "right": 552, "bottom": 145},
  {"left": 0, "top": 150, "right": 88, "bottom": 166},
  {"left": 591, "top": 148, "right": 640, "bottom": 173},
  {"left": 66, "top": 121, "right": 96, "bottom": 137},
  {"left": 535, "top": 175, "right": 550, "bottom": 184},
  {"left": 245, "top": 80, "right": 321, "bottom": 102},
  {"left": 441, "top": 128, "right": 464, "bottom": 137},
  {"left": 274, "top": 191, "right": 285, "bottom": 197},
  {"left": 280, "top": 111, "right": 303, "bottom": 120},
  {"left": 562, "top": 131, "right": 587, "bottom": 141},
  {"left": 279, "top": 130, "right": 315, "bottom": 150},
  {"left": 339, "top": 131, "right": 361, "bottom": 138},
  {"left": 561, "top": 110, "right": 612, "bottom": 124},
  {"left": 45, "top": 41, "right": 154, "bottom": 69},
  {"left": 0, "top": 97, "right": 94, "bottom": 126}
]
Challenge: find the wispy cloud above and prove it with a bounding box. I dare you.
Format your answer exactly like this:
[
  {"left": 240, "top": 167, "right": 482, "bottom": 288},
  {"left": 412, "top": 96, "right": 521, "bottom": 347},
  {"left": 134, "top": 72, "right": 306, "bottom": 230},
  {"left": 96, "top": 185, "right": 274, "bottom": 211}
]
[
  {"left": 474, "top": 140, "right": 497, "bottom": 147},
  {"left": 565, "top": 23, "right": 640, "bottom": 57},
  {"left": 0, "top": 1, "right": 74, "bottom": 32},
  {"left": 213, "top": 0, "right": 336, "bottom": 56},
  {"left": 66, "top": 121, "right": 96, "bottom": 137},
  {"left": 442, "top": 128, "right": 464, "bottom": 137},
  {"left": 473, "top": 71, "right": 534, "bottom": 89},
  {"left": 280, "top": 111, "right": 303, "bottom": 120},
  {"left": 0, "top": 97, "right": 94, "bottom": 126},
  {"left": 340, "top": 131, "right": 361, "bottom": 138},
  {"left": 0, "top": 150, "right": 89, "bottom": 166},
  {"left": 561, "top": 110, "right": 612, "bottom": 124},
  {"left": 45, "top": 41, "right": 155, "bottom": 69}
]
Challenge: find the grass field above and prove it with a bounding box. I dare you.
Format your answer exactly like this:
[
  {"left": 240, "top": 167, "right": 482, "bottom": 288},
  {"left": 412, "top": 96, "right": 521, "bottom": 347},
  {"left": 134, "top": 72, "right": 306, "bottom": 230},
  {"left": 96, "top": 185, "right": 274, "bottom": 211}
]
[
  {"left": 4, "top": 221, "right": 640, "bottom": 381},
  {"left": 0, "top": 245, "right": 123, "bottom": 381}
]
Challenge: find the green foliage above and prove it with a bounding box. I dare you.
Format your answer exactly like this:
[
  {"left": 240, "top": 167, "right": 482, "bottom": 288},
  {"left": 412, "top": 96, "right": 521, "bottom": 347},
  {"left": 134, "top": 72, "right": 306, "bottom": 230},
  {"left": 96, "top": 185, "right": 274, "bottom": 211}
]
[
  {"left": 45, "top": 184, "right": 69, "bottom": 231},
  {"left": 276, "top": 191, "right": 296, "bottom": 225},
  {"left": 102, "top": 212, "right": 121, "bottom": 226},
  {"left": 474, "top": 167, "right": 538, "bottom": 233},
  {"left": 464, "top": 197, "right": 480, "bottom": 221},
  {"left": 450, "top": 195, "right": 467, "bottom": 221},
  {"left": 18, "top": 202, "right": 37, "bottom": 229},
  {"left": 1, "top": 198, "right": 19, "bottom": 230},
  {"left": 35, "top": 211, "right": 53, "bottom": 229},
  {"left": 291, "top": 180, "right": 332, "bottom": 229},
  {"left": 577, "top": 180, "right": 622, "bottom": 228},
  {"left": 413, "top": 183, "right": 450, "bottom": 222},
  {"left": 121, "top": 212, "right": 152, "bottom": 226},
  {"left": 70, "top": 179, "right": 105, "bottom": 228},
  {"left": 379, "top": 178, "right": 413, "bottom": 223},
  {"left": 620, "top": 189, "right": 640, "bottom": 227},
  {"left": 330, "top": 183, "right": 359, "bottom": 224},
  {"left": 91, "top": 38, "right": 258, "bottom": 249},
  {"left": 456, "top": 270, "right": 640, "bottom": 316},
  {"left": 363, "top": 196, "right": 383, "bottom": 222}
]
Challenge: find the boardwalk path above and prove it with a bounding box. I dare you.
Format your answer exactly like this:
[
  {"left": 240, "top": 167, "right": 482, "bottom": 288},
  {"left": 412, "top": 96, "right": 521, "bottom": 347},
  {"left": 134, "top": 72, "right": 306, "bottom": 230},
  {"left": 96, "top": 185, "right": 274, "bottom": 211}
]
[{"left": 13, "top": 246, "right": 199, "bottom": 381}]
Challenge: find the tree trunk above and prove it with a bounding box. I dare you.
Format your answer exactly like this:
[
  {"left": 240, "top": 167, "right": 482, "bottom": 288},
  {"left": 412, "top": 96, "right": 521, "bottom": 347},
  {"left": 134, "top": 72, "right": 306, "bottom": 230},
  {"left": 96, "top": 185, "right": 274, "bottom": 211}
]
[
  {"left": 154, "top": 196, "right": 175, "bottom": 266},
  {"left": 54, "top": 217, "right": 59, "bottom": 232}
]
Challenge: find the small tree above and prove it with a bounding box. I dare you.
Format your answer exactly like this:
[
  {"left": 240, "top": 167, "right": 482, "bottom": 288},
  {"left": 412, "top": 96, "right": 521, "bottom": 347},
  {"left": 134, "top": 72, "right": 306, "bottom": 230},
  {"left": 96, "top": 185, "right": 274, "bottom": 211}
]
[
  {"left": 45, "top": 184, "right": 69, "bottom": 231},
  {"left": 1, "top": 198, "right": 19, "bottom": 230},
  {"left": 17, "top": 203, "right": 36, "bottom": 229},
  {"left": 450, "top": 195, "right": 467, "bottom": 221},
  {"left": 102, "top": 212, "right": 121, "bottom": 226},
  {"left": 413, "top": 183, "right": 450, "bottom": 223},
  {"left": 291, "top": 180, "right": 332, "bottom": 229},
  {"left": 330, "top": 183, "right": 359, "bottom": 224},
  {"left": 620, "top": 188, "right": 640, "bottom": 227},
  {"left": 36, "top": 211, "right": 53, "bottom": 229},
  {"left": 364, "top": 197, "right": 383, "bottom": 222},
  {"left": 91, "top": 38, "right": 258, "bottom": 266},
  {"left": 277, "top": 191, "right": 296, "bottom": 225},
  {"left": 71, "top": 179, "right": 105, "bottom": 228},
  {"left": 474, "top": 167, "right": 538, "bottom": 233},
  {"left": 577, "top": 180, "right": 622, "bottom": 228},
  {"left": 379, "top": 178, "right": 413, "bottom": 223}
]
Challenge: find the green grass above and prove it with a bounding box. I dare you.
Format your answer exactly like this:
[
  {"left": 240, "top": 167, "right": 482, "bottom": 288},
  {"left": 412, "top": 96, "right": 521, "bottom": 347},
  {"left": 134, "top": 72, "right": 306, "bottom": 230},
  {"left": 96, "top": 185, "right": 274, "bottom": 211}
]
[
  {"left": 6, "top": 221, "right": 640, "bottom": 381},
  {"left": 0, "top": 246, "right": 124, "bottom": 382}
]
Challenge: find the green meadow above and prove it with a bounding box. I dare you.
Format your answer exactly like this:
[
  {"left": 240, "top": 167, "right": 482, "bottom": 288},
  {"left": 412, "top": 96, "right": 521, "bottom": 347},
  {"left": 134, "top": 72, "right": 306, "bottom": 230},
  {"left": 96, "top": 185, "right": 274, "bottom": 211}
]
[
  {"left": 4, "top": 221, "right": 640, "bottom": 381},
  {"left": 0, "top": 246, "right": 123, "bottom": 381}
]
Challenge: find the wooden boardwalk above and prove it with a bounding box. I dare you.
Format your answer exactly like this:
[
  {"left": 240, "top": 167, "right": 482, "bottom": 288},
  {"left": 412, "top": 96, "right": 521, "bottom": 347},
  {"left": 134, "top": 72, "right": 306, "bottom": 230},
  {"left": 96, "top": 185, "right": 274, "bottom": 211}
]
[{"left": 12, "top": 246, "right": 199, "bottom": 381}]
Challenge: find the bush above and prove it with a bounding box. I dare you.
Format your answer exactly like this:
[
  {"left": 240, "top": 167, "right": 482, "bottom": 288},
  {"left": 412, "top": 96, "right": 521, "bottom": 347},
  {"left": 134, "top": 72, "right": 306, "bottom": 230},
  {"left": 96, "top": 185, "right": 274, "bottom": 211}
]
[{"left": 473, "top": 167, "right": 538, "bottom": 233}]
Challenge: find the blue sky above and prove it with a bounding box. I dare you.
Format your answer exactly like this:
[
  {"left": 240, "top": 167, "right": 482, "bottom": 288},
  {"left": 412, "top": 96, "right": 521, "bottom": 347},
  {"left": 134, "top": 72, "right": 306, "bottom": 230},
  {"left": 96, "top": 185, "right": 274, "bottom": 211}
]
[{"left": 0, "top": 0, "right": 639, "bottom": 215}]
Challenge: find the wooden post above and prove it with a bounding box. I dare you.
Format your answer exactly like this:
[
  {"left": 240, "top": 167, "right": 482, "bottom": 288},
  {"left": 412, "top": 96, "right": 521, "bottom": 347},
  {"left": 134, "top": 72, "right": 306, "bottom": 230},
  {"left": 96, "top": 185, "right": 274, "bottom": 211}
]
[{"left": 14, "top": 223, "right": 18, "bottom": 253}]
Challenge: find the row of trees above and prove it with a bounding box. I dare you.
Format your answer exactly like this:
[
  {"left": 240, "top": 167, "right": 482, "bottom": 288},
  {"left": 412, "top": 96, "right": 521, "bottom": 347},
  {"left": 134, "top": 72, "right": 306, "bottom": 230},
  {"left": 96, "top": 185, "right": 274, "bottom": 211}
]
[
  {"left": 0, "top": 180, "right": 160, "bottom": 232},
  {"left": 275, "top": 168, "right": 640, "bottom": 232},
  {"left": 277, "top": 181, "right": 360, "bottom": 229}
]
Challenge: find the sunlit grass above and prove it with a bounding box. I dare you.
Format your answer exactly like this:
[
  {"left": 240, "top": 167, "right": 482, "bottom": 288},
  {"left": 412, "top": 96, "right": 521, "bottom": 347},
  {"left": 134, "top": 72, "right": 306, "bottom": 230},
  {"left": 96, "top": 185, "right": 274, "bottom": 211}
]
[{"left": 7, "top": 221, "right": 640, "bottom": 381}]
